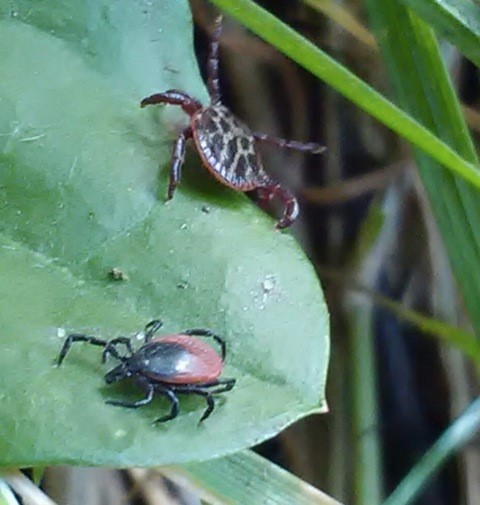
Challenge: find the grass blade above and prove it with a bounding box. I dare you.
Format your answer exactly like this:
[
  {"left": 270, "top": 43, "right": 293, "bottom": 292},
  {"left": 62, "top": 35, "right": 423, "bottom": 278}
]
[
  {"left": 1, "top": 471, "right": 58, "bottom": 505},
  {"left": 398, "top": 0, "right": 480, "bottom": 68},
  {"left": 168, "top": 450, "right": 344, "bottom": 505},
  {"left": 0, "top": 480, "right": 20, "bottom": 505},
  {"left": 383, "top": 397, "right": 480, "bottom": 505},
  {"left": 302, "top": 0, "right": 377, "bottom": 49},
  {"left": 318, "top": 266, "right": 480, "bottom": 365},
  {"left": 209, "top": 0, "right": 480, "bottom": 190},
  {"left": 364, "top": 0, "right": 480, "bottom": 336}
]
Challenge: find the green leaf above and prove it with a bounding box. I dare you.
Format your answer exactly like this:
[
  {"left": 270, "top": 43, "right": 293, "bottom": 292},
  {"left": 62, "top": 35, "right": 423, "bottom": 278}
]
[
  {"left": 172, "top": 450, "right": 344, "bottom": 505},
  {"left": 0, "top": 1, "right": 329, "bottom": 466},
  {"left": 209, "top": 0, "right": 480, "bottom": 190},
  {"left": 397, "top": 0, "right": 480, "bottom": 68}
]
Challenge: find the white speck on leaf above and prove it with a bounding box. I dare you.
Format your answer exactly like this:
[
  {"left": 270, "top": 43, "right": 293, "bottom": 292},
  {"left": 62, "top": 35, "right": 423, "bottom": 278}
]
[{"left": 262, "top": 275, "right": 275, "bottom": 294}]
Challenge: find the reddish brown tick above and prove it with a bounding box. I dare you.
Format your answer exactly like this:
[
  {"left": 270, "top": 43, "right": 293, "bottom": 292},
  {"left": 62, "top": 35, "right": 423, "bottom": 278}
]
[
  {"left": 56, "top": 320, "right": 235, "bottom": 423},
  {"left": 141, "top": 15, "right": 325, "bottom": 229}
]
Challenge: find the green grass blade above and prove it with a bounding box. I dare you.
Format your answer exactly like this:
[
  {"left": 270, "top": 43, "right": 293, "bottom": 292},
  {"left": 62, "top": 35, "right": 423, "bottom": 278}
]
[
  {"left": 209, "top": 0, "right": 480, "bottom": 190},
  {"left": 383, "top": 397, "right": 480, "bottom": 505},
  {"left": 319, "top": 266, "right": 480, "bottom": 364},
  {"left": 169, "top": 450, "right": 344, "bottom": 505},
  {"left": 398, "top": 0, "right": 480, "bottom": 67},
  {"left": 302, "top": 0, "right": 377, "bottom": 48},
  {"left": 364, "top": 0, "right": 480, "bottom": 336},
  {"left": 347, "top": 302, "right": 383, "bottom": 504}
]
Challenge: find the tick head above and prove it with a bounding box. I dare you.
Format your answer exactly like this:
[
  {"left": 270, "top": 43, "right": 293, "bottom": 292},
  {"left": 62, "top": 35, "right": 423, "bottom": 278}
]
[{"left": 104, "top": 362, "right": 132, "bottom": 384}]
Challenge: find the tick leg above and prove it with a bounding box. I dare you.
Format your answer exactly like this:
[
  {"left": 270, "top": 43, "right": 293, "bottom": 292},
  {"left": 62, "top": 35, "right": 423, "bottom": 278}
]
[
  {"left": 168, "top": 126, "right": 192, "bottom": 200},
  {"left": 144, "top": 319, "right": 164, "bottom": 343},
  {"left": 102, "top": 337, "right": 134, "bottom": 363},
  {"left": 198, "top": 393, "right": 215, "bottom": 423},
  {"left": 207, "top": 378, "right": 236, "bottom": 394},
  {"left": 153, "top": 387, "right": 180, "bottom": 423},
  {"left": 176, "top": 387, "right": 215, "bottom": 423},
  {"left": 140, "top": 90, "right": 202, "bottom": 116},
  {"left": 187, "top": 378, "right": 236, "bottom": 394},
  {"left": 183, "top": 328, "right": 227, "bottom": 360},
  {"left": 253, "top": 132, "right": 325, "bottom": 154},
  {"left": 106, "top": 377, "right": 154, "bottom": 408},
  {"left": 56, "top": 334, "right": 108, "bottom": 366},
  {"left": 175, "top": 379, "right": 236, "bottom": 422},
  {"left": 207, "top": 15, "right": 223, "bottom": 103},
  {"left": 257, "top": 184, "right": 299, "bottom": 229}
]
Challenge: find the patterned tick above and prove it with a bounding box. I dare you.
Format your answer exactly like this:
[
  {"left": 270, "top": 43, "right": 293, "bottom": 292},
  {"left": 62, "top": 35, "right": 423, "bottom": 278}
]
[{"left": 141, "top": 15, "right": 325, "bottom": 229}]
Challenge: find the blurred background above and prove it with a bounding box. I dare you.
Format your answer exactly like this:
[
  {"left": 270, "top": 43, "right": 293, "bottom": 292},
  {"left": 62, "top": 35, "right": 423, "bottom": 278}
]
[
  {"left": 19, "top": 0, "right": 480, "bottom": 503},
  {"left": 188, "top": 2, "right": 480, "bottom": 503}
]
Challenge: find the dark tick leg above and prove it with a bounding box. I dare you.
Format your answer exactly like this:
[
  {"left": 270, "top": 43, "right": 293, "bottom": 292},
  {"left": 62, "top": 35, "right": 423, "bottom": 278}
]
[
  {"left": 198, "top": 392, "right": 215, "bottom": 423},
  {"left": 174, "top": 379, "right": 236, "bottom": 422},
  {"left": 253, "top": 132, "right": 325, "bottom": 154},
  {"left": 207, "top": 378, "right": 236, "bottom": 394},
  {"left": 106, "top": 377, "right": 154, "bottom": 408},
  {"left": 144, "top": 319, "right": 164, "bottom": 343},
  {"left": 257, "top": 184, "right": 299, "bottom": 229},
  {"left": 153, "top": 387, "right": 180, "bottom": 423},
  {"left": 102, "top": 337, "right": 134, "bottom": 363},
  {"left": 207, "top": 15, "right": 223, "bottom": 103},
  {"left": 176, "top": 386, "right": 215, "bottom": 423},
  {"left": 140, "top": 90, "right": 202, "bottom": 117},
  {"left": 182, "top": 379, "right": 236, "bottom": 394},
  {"left": 183, "top": 328, "right": 227, "bottom": 361},
  {"left": 56, "top": 334, "right": 108, "bottom": 366},
  {"left": 168, "top": 126, "right": 192, "bottom": 200}
]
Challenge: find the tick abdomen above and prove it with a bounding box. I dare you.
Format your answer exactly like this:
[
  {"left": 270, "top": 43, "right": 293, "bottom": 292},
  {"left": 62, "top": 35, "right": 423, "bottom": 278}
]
[
  {"left": 137, "top": 335, "right": 223, "bottom": 384},
  {"left": 191, "top": 105, "right": 270, "bottom": 190}
]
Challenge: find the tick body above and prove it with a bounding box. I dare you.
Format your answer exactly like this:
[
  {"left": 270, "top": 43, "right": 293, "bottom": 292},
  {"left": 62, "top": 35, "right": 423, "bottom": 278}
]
[
  {"left": 141, "top": 15, "right": 325, "bottom": 229},
  {"left": 56, "top": 320, "right": 235, "bottom": 423},
  {"left": 130, "top": 335, "right": 223, "bottom": 384},
  {"left": 191, "top": 105, "right": 267, "bottom": 191}
]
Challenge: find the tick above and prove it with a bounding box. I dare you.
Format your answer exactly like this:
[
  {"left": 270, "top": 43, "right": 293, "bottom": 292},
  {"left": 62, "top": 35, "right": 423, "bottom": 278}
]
[
  {"left": 141, "top": 15, "right": 325, "bottom": 229},
  {"left": 56, "top": 320, "right": 235, "bottom": 423}
]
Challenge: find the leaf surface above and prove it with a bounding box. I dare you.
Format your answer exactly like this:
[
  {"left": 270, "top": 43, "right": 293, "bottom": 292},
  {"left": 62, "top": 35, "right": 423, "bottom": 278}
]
[{"left": 0, "top": 0, "right": 329, "bottom": 466}]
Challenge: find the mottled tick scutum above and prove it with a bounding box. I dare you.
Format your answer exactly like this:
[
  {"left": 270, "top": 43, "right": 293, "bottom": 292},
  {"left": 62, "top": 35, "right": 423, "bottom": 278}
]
[{"left": 140, "top": 14, "right": 325, "bottom": 228}]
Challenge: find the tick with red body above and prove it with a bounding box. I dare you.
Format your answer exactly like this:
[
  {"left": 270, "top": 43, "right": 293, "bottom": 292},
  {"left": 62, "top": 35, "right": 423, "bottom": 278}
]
[{"left": 56, "top": 320, "right": 235, "bottom": 423}]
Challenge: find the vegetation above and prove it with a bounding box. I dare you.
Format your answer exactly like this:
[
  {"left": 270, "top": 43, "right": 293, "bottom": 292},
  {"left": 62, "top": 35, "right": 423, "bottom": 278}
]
[{"left": 1, "top": 0, "right": 479, "bottom": 503}]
